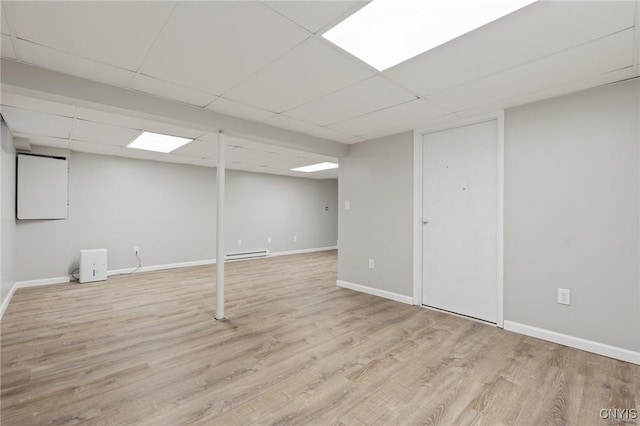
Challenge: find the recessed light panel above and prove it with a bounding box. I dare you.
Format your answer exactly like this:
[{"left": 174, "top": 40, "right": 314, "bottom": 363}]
[
  {"left": 323, "top": 0, "right": 536, "bottom": 71},
  {"left": 127, "top": 131, "right": 193, "bottom": 153},
  {"left": 292, "top": 162, "right": 339, "bottom": 172}
]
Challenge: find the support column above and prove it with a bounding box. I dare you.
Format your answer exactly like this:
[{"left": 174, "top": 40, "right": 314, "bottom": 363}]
[{"left": 216, "top": 131, "right": 225, "bottom": 320}]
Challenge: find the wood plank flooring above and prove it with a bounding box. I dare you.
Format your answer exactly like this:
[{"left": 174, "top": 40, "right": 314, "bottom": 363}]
[{"left": 1, "top": 250, "right": 638, "bottom": 425}]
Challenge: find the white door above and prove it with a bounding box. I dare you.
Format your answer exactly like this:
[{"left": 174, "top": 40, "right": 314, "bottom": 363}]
[{"left": 422, "top": 120, "right": 498, "bottom": 323}]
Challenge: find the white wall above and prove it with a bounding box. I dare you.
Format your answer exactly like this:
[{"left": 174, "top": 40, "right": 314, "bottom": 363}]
[
  {"left": 1, "top": 121, "right": 17, "bottom": 304},
  {"left": 226, "top": 169, "right": 338, "bottom": 254},
  {"left": 504, "top": 79, "right": 639, "bottom": 352},
  {"left": 14, "top": 150, "right": 337, "bottom": 280},
  {"left": 69, "top": 153, "right": 217, "bottom": 271},
  {"left": 338, "top": 132, "right": 414, "bottom": 297}
]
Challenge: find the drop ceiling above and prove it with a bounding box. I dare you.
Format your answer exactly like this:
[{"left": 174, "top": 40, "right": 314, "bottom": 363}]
[{"left": 0, "top": 0, "right": 638, "bottom": 180}]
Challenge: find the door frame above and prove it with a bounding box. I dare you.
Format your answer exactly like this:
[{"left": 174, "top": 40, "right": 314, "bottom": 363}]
[{"left": 412, "top": 111, "right": 505, "bottom": 327}]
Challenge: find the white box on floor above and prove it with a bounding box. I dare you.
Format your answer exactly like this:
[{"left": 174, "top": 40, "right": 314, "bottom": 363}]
[{"left": 80, "top": 249, "right": 107, "bottom": 283}]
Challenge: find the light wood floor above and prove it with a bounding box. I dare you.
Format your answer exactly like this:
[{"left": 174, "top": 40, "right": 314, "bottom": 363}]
[{"left": 2, "top": 250, "right": 638, "bottom": 425}]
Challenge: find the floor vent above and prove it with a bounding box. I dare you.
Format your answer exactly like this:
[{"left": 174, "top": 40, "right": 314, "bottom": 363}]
[{"left": 225, "top": 250, "right": 270, "bottom": 261}]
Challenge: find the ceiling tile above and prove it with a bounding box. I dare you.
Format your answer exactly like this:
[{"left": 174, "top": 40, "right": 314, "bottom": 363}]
[
  {"left": 15, "top": 39, "right": 135, "bottom": 87},
  {"left": 263, "top": 114, "right": 318, "bottom": 133},
  {"left": 14, "top": 132, "right": 69, "bottom": 149},
  {"left": 224, "top": 136, "right": 330, "bottom": 163},
  {"left": 385, "top": 1, "right": 635, "bottom": 97},
  {"left": 257, "top": 145, "right": 286, "bottom": 155},
  {"left": 252, "top": 152, "right": 290, "bottom": 167},
  {"left": 200, "top": 133, "right": 275, "bottom": 152},
  {"left": 69, "top": 140, "right": 122, "bottom": 156},
  {"left": 172, "top": 140, "right": 218, "bottom": 158},
  {"left": 74, "top": 107, "right": 148, "bottom": 130},
  {"left": 285, "top": 76, "right": 416, "bottom": 125},
  {"left": 195, "top": 157, "right": 217, "bottom": 168},
  {"left": 305, "top": 126, "right": 355, "bottom": 142},
  {"left": 143, "top": 122, "right": 204, "bottom": 140},
  {"left": 428, "top": 29, "right": 634, "bottom": 113},
  {"left": 328, "top": 99, "right": 449, "bottom": 136},
  {"left": 225, "top": 37, "right": 374, "bottom": 112},
  {"left": 206, "top": 97, "right": 276, "bottom": 122},
  {"left": 340, "top": 136, "right": 366, "bottom": 145},
  {"left": 1, "top": 34, "right": 15, "bottom": 59},
  {"left": 373, "top": 113, "right": 459, "bottom": 140},
  {"left": 227, "top": 147, "right": 272, "bottom": 164},
  {"left": 119, "top": 147, "right": 163, "bottom": 161},
  {"left": 262, "top": 1, "right": 364, "bottom": 33},
  {"left": 222, "top": 135, "right": 275, "bottom": 152},
  {"left": 197, "top": 132, "right": 221, "bottom": 144},
  {"left": 456, "top": 67, "right": 635, "bottom": 119},
  {"left": 71, "top": 119, "right": 140, "bottom": 146},
  {"left": 4, "top": 1, "right": 175, "bottom": 70},
  {"left": 139, "top": 1, "right": 309, "bottom": 95},
  {"left": 129, "top": 74, "right": 218, "bottom": 108},
  {"left": 1, "top": 92, "right": 76, "bottom": 117},
  {"left": 163, "top": 154, "right": 204, "bottom": 166},
  {"left": 0, "top": 106, "right": 72, "bottom": 138}
]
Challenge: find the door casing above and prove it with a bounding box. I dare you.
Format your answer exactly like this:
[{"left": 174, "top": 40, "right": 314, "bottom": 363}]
[{"left": 412, "top": 111, "right": 504, "bottom": 328}]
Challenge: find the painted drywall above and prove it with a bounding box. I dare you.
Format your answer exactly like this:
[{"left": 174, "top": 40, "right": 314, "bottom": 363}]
[
  {"left": 338, "top": 131, "right": 414, "bottom": 297},
  {"left": 15, "top": 146, "right": 70, "bottom": 282},
  {"left": 12, "top": 150, "right": 337, "bottom": 278},
  {"left": 68, "top": 153, "right": 217, "bottom": 272},
  {"left": 1, "top": 121, "right": 17, "bottom": 303},
  {"left": 226, "top": 169, "right": 338, "bottom": 254},
  {"left": 504, "top": 79, "right": 639, "bottom": 352}
]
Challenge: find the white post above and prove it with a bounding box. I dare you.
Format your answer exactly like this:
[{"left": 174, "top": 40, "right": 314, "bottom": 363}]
[{"left": 216, "top": 131, "right": 225, "bottom": 320}]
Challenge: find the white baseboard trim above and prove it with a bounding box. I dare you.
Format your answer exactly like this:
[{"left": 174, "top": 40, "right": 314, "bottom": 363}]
[
  {"left": 1, "top": 276, "right": 71, "bottom": 319},
  {"left": 107, "top": 247, "right": 337, "bottom": 274},
  {"left": 270, "top": 246, "right": 337, "bottom": 257},
  {"left": 2, "top": 249, "right": 337, "bottom": 318},
  {"left": 504, "top": 321, "right": 640, "bottom": 365},
  {"left": 336, "top": 280, "right": 413, "bottom": 305},
  {"left": 16, "top": 276, "right": 71, "bottom": 288},
  {"left": 108, "top": 258, "right": 216, "bottom": 276},
  {"left": 0, "top": 281, "right": 18, "bottom": 319}
]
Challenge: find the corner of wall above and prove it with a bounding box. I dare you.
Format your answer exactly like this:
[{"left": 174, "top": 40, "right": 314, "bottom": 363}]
[
  {"left": 0, "top": 120, "right": 17, "bottom": 313},
  {"left": 338, "top": 131, "right": 414, "bottom": 298}
]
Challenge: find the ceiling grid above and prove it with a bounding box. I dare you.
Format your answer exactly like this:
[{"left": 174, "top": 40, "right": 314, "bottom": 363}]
[{"left": 0, "top": 0, "right": 637, "bottom": 179}]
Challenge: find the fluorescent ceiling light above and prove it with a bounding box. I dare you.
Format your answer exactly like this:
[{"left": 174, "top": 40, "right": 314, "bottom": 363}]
[
  {"left": 127, "top": 131, "right": 193, "bottom": 153},
  {"left": 292, "top": 162, "right": 339, "bottom": 173},
  {"left": 323, "top": 0, "right": 537, "bottom": 71}
]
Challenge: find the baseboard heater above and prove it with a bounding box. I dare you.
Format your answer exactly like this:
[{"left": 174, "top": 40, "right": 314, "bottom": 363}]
[{"left": 225, "top": 249, "right": 270, "bottom": 261}]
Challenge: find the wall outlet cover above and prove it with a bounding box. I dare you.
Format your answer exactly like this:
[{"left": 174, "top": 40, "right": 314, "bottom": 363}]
[{"left": 557, "top": 288, "right": 571, "bottom": 305}]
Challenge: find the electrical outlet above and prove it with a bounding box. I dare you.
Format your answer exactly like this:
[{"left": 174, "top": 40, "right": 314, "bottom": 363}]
[
  {"left": 237, "top": 239, "right": 242, "bottom": 246},
  {"left": 368, "top": 259, "right": 375, "bottom": 269},
  {"left": 345, "top": 200, "right": 350, "bottom": 210},
  {"left": 293, "top": 235, "right": 297, "bottom": 242},
  {"left": 557, "top": 288, "right": 570, "bottom": 305},
  {"left": 134, "top": 246, "right": 140, "bottom": 256},
  {"left": 267, "top": 238, "right": 272, "bottom": 244}
]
